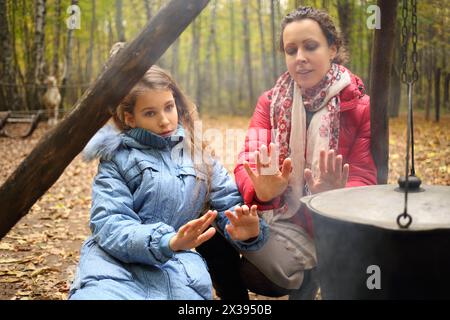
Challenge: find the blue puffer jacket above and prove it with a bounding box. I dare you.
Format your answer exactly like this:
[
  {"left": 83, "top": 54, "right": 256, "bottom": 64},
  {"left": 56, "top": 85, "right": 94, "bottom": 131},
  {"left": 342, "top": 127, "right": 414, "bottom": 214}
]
[{"left": 69, "top": 124, "right": 269, "bottom": 300}]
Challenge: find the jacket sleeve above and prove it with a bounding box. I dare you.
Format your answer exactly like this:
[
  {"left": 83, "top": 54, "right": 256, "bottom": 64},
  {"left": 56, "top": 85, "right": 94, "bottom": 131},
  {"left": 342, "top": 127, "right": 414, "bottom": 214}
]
[
  {"left": 209, "top": 159, "right": 269, "bottom": 251},
  {"left": 233, "top": 91, "right": 282, "bottom": 210},
  {"left": 345, "top": 97, "right": 378, "bottom": 187},
  {"left": 89, "top": 160, "right": 177, "bottom": 266}
]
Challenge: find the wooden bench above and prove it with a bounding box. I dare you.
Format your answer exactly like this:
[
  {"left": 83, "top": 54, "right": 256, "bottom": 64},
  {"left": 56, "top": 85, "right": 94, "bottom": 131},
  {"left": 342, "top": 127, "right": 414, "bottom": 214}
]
[{"left": 0, "top": 110, "right": 43, "bottom": 138}]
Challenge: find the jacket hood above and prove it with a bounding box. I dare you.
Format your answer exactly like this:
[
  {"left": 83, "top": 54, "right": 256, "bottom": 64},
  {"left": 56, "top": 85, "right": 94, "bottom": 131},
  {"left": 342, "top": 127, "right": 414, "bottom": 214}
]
[
  {"left": 339, "top": 69, "right": 367, "bottom": 111},
  {"left": 82, "top": 124, "right": 122, "bottom": 162},
  {"left": 82, "top": 124, "right": 186, "bottom": 162}
]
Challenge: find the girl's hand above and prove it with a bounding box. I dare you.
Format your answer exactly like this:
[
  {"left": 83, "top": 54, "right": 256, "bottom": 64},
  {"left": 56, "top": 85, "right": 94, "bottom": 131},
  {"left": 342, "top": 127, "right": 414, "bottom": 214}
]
[
  {"left": 224, "top": 205, "right": 259, "bottom": 241},
  {"left": 304, "top": 149, "right": 349, "bottom": 194},
  {"left": 243, "top": 143, "right": 292, "bottom": 202},
  {"left": 169, "top": 210, "right": 217, "bottom": 252}
]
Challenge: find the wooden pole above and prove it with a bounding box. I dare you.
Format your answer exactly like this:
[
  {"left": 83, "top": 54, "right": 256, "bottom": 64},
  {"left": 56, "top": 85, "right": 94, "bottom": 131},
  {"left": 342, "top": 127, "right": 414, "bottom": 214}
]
[
  {"left": 369, "top": 0, "right": 398, "bottom": 184},
  {"left": 0, "top": 0, "right": 210, "bottom": 240}
]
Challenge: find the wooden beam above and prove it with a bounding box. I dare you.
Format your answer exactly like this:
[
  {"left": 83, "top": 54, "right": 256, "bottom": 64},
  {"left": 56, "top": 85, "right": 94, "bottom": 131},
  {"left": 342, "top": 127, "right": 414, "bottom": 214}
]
[
  {"left": 0, "top": 0, "right": 210, "bottom": 240},
  {"left": 369, "top": 0, "right": 398, "bottom": 184}
]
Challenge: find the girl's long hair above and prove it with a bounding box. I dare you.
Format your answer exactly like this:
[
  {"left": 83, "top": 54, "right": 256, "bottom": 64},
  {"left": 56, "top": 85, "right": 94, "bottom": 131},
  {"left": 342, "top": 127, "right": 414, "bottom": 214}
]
[{"left": 112, "top": 64, "right": 212, "bottom": 215}]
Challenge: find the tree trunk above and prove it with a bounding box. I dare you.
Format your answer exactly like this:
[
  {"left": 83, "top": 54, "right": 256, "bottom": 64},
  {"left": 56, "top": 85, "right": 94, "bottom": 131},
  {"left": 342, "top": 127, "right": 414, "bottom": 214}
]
[
  {"left": 290, "top": 0, "right": 303, "bottom": 8},
  {"left": 425, "top": 47, "right": 434, "bottom": 121},
  {"left": 36, "top": 0, "right": 47, "bottom": 103},
  {"left": 440, "top": 7, "right": 447, "bottom": 111},
  {"left": 434, "top": 68, "right": 441, "bottom": 122},
  {"left": 242, "top": 0, "right": 255, "bottom": 107},
  {"left": 60, "top": 0, "right": 77, "bottom": 109},
  {"left": 52, "top": 0, "right": 61, "bottom": 80},
  {"left": 76, "top": 38, "right": 83, "bottom": 97},
  {"left": 115, "top": 0, "right": 126, "bottom": 42},
  {"left": 358, "top": 1, "right": 364, "bottom": 78},
  {"left": 389, "top": 65, "right": 401, "bottom": 118},
  {"left": 194, "top": 17, "right": 202, "bottom": 113},
  {"left": 204, "top": 1, "right": 217, "bottom": 111},
  {"left": 170, "top": 38, "right": 180, "bottom": 80},
  {"left": 237, "top": 60, "right": 245, "bottom": 112},
  {"left": 425, "top": 72, "right": 432, "bottom": 121},
  {"left": 11, "top": 0, "right": 26, "bottom": 110},
  {"left": 0, "top": 0, "right": 21, "bottom": 111},
  {"left": 0, "top": 0, "right": 6, "bottom": 110},
  {"left": 276, "top": 0, "right": 284, "bottom": 74},
  {"left": 388, "top": 21, "right": 401, "bottom": 118},
  {"left": 228, "top": 0, "right": 236, "bottom": 114},
  {"left": 211, "top": 2, "right": 222, "bottom": 112},
  {"left": 336, "top": 0, "right": 353, "bottom": 56},
  {"left": 85, "top": 0, "right": 96, "bottom": 83},
  {"left": 21, "top": 0, "right": 32, "bottom": 109},
  {"left": 367, "top": 30, "right": 373, "bottom": 92},
  {"left": 156, "top": 0, "right": 168, "bottom": 68},
  {"left": 444, "top": 73, "right": 450, "bottom": 110},
  {"left": 257, "top": 0, "right": 270, "bottom": 90},
  {"left": 0, "top": 0, "right": 211, "bottom": 241},
  {"left": 416, "top": 48, "right": 424, "bottom": 109},
  {"left": 25, "top": 0, "right": 46, "bottom": 110},
  {"left": 108, "top": 15, "right": 114, "bottom": 51},
  {"left": 144, "top": 0, "right": 153, "bottom": 21},
  {"left": 186, "top": 24, "right": 196, "bottom": 95},
  {"left": 369, "top": 0, "right": 398, "bottom": 184},
  {"left": 270, "top": 0, "right": 278, "bottom": 83},
  {"left": 34, "top": 0, "right": 46, "bottom": 82}
]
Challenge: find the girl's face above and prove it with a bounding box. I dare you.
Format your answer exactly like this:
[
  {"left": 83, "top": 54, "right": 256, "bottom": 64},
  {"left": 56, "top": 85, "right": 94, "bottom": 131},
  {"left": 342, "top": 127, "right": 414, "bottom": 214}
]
[
  {"left": 282, "top": 19, "right": 337, "bottom": 89},
  {"left": 125, "top": 89, "right": 178, "bottom": 137}
]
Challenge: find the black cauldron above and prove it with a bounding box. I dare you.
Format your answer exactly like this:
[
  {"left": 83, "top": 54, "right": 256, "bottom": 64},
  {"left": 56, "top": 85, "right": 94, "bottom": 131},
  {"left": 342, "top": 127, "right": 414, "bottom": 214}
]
[{"left": 300, "top": 184, "right": 450, "bottom": 299}]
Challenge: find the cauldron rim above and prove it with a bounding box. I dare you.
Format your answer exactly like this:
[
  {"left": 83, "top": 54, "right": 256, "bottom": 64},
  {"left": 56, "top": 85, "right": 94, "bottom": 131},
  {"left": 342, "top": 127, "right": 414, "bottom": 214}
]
[{"left": 300, "top": 184, "right": 450, "bottom": 232}]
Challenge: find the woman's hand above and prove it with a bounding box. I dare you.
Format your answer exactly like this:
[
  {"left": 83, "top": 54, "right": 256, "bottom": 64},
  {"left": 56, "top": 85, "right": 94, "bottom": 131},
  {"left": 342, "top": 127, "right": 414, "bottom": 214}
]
[
  {"left": 169, "top": 210, "right": 217, "bottom": 252},
  {"left": 304, "top": 149, "right": 349, "bottom": 194},
  {"left": 243, "top": 143, "right": 292, "bottom": 202},
  {"left": 224, "top": 205, "right": 260, "bottom": 241}
]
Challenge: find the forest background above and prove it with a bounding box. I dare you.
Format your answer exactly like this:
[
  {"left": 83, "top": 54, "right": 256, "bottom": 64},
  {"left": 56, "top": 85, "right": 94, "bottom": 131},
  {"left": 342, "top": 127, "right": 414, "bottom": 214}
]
[
  {"left": 0, "top": 0, "right": 449, "bottom": 300},
  {"left": 0, "top": 0, "right": 449, "bottom": 120}
]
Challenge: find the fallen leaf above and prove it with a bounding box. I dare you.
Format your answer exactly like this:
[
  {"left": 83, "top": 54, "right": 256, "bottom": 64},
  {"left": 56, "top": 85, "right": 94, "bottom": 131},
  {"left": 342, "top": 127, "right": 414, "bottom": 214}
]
[
  {"left": 0, "top": 278, "right": 21, "bottom": 283},
  {"left": 0, "top": 243, "right": 15, "bottom": 251},
  {"left": 0, "top": 257, "right": 33, "bottom": 264},
  {"left": 31, "top": 267, "right": 58, "bottom": 277}
]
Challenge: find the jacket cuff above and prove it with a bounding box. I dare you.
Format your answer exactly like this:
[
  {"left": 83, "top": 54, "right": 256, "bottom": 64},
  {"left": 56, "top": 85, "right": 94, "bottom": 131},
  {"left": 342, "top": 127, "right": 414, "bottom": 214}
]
[
  {"left": 130, "top": 223, "right": 175, "bottom": 265},
  {"left": 235, "top": 236, "right": 259, "bottom": 247},
  {"left": 159, "top": 232, "right": 176, "bottom": 258},
  {"left": 228, "top": 218, "right": 270, "bottom": 252}
]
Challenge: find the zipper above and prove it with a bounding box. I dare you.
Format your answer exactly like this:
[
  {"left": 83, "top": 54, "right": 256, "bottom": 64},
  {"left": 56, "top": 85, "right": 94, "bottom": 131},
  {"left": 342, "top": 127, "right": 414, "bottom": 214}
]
[{"left": 161, "top": 266, "right": 173, "bottom": 299}]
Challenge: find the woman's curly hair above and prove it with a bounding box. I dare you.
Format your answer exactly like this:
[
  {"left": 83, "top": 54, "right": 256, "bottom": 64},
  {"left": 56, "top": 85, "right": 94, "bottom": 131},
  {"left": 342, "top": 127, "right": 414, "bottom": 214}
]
[{"left": 279, "top": 6, "right": 349, "bottom": 65}]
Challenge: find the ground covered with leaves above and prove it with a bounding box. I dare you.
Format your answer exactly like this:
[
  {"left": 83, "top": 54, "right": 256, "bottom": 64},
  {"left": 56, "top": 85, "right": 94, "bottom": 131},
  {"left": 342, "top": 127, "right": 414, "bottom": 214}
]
[{"left": 0, "top": 113, "right": 448, "bottom": 300}]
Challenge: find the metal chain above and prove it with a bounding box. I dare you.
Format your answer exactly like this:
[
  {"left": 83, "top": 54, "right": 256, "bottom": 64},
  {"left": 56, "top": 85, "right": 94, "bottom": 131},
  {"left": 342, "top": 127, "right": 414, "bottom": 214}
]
[
  {"left": 401, "top": 0, "right": 409, "bottom": 83},
  {"left": 410, "top": 0, "right": 419, "bottom": 175},
  {"left": 411, "top": 0, "right": 418, "bottom": 82},
  {"left": 401, "top": 0, "right": 419, "bottom": 84},
  {"left": 397, "top": 0, "right": 419, "bottom": 229},
  {"left": 398, "top": 81, "right": 414, "bottom": 229}
]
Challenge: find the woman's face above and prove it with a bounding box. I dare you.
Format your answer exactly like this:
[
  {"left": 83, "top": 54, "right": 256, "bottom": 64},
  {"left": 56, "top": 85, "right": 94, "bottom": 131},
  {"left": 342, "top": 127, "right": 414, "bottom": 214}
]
[{"left": 282, "top": 19, "right": 337, "bottom": 89}]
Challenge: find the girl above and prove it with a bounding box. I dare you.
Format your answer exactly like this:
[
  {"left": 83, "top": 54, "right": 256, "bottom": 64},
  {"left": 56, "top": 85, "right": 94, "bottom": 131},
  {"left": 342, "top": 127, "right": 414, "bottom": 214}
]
[{"left": 68, "top": 65, "right": 269, "bottom": 300}]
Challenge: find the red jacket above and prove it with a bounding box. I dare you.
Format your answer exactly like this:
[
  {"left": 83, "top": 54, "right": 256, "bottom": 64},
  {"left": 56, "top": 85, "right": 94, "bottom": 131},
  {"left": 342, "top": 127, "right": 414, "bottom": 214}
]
[{"left": 234, "top": 71, "right": 378, "bottom": 212}]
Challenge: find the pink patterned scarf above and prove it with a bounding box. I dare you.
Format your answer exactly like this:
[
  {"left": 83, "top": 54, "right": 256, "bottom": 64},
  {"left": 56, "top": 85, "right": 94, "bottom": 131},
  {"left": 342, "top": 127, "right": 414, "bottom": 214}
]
[
  {"left": 267, "top": 63, "right": 351, "bottom": 222},
  {"left": 269, "top": 63, "right": 349, "bottom": 167}
]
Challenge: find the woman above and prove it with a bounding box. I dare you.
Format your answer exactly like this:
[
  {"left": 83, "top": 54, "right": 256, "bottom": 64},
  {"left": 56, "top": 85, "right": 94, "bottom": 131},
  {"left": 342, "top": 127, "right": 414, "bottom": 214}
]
[{"left": 197, "top": 6, "right": 377, "bottom": 300}]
